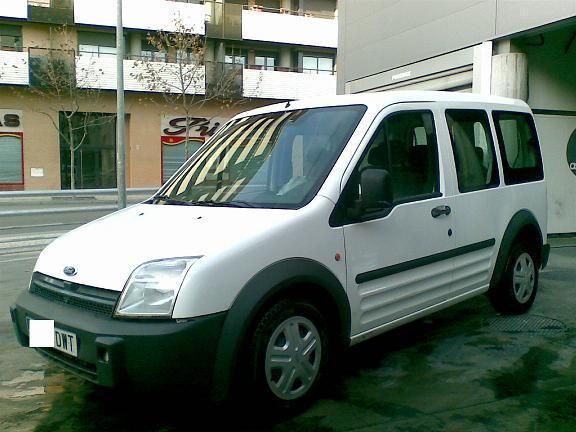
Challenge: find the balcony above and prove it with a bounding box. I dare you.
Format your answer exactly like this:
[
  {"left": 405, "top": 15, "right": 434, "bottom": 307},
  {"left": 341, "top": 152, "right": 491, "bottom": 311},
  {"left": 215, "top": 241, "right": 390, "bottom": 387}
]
[
  {"left": 28, "top": 0, "right": 74, "bottom": 25},
  {"left": 74, "top": 0, "right": 206, "bottom": 34},
  {"left": 75, "top": 55, "right": 335, "bottom": 100},
  {"left": 75, "top": 55, "right": 205, "bottom": 95},
  {"left": 0, "top": 0, "right": 28, "bottom": 19},
  {"left": 0, "top": 51, "right": 29, "bottom": 86},
  {"left": 243, "top": 67, "right": 336, "bottom": 100},
  {"left": 242, "top": 8, "right": 337, "bottom": 48}
]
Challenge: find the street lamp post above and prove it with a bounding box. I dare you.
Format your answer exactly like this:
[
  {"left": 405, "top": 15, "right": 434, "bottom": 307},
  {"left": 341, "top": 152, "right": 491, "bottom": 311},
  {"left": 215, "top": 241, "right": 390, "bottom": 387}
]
[{"left": 116, "top": 0, "right": 127, "bottom": 209}]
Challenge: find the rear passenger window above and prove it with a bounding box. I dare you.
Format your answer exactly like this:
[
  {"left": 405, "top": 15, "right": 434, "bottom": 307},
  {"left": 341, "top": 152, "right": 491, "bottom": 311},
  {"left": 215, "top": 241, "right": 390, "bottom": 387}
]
[
  {"left": 493, "top": 112, "right": 543, "bottom": 184},
  {"left": 446, "top": 110, "right": 499, "bottom": 193}
]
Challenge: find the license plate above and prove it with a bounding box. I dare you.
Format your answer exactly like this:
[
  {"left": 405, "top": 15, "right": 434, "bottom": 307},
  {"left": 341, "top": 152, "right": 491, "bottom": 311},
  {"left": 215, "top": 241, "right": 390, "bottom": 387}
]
[{"left": 54, "top": 327, "right": 78, "bottom": 357}]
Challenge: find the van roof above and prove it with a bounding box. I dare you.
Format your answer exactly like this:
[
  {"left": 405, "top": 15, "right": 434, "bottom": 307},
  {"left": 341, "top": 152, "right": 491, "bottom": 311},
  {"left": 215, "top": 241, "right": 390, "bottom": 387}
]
[{"left": 237, "top": 91, "right": 529, "bottom": 118}]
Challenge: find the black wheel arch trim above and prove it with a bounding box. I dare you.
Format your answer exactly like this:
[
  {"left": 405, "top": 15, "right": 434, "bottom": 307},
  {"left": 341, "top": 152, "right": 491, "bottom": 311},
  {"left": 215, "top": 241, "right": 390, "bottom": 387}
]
[
  {"left": 489, "top": 209, "right": 544, "bottom": 292},
  {"left": 210, "top": 258, "right": 351, "bottom": 401}
]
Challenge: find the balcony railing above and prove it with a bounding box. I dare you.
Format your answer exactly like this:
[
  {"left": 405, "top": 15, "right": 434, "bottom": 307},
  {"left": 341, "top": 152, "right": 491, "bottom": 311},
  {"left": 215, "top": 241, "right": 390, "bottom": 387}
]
[
  {"left": 75, "top": 54, "right": 206, "bottom": 95},
  {"left": 242, "top": 8, "right": 337, "bottom": 48},
  {"left": 73, "top": 0, "right": 206, "bottom": 34},
  {"left": 242, "top": 4, "right": 336, "bottom": 20},
  {"left": 0, "top": 51, "right": 29, "bottom": 86},
  {"left": 243, "top": 67, "right": 336, "bottom": 100},
  {"left": 0, "top": 0, "right": 28, "bottom": 19}
]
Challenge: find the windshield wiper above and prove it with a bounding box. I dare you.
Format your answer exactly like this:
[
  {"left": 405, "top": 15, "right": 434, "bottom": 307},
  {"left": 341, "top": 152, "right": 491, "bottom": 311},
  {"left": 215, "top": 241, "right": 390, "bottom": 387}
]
[
  {"left": 188, "top": 200, "right": 256, "bottom": 208},
  {"left": 150, "top": 195, "right": 194, "bottom": 206},
  {"left": 149, "top": 196, "right": 256, "bottom": 208}
]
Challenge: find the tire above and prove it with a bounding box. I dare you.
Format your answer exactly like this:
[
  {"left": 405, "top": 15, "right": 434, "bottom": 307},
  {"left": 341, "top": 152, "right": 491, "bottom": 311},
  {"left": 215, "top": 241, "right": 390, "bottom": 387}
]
[
  {"left": 490, "top": 242, "right": 539, "bottom": 315},
  {"left": 247, "top": 299, "right": 330, "bottom": 410}
]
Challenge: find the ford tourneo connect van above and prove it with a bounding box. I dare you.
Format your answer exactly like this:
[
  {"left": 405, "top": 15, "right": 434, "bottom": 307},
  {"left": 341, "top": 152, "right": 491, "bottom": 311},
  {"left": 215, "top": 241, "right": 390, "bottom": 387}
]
[{"left": 11, "top": 92, "right": 549, "bottom": 408}]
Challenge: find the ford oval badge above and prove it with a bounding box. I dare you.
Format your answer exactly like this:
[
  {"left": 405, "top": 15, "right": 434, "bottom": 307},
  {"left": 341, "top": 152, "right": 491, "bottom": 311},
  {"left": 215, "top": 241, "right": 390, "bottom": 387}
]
[{"left": 63, "top": 266, "right": 77, "bottom": 277}]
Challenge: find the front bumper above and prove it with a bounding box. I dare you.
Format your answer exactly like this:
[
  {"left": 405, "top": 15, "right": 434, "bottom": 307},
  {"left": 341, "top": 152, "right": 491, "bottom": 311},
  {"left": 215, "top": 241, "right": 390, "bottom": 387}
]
[{"left": 11, "top": 289, "right": 226, "bottom": 392}]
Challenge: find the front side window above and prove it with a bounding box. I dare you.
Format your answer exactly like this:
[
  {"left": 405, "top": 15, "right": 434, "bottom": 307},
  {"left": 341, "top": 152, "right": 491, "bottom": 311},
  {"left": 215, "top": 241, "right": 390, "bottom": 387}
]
[
  {"left": 334, "top": 110, "right": 440, "bottom": 225},
  {"left": 446, "top": 110, "right": 499, "bottom": 193},
  {"left": 493, "top": 111, "right": 543, "bottom": 184},
  {"left": 359, "top": 110, "right": 439, "bottom": 201},
  {"left": 158, "top": 105, "right": 367, "bottom": 209}
]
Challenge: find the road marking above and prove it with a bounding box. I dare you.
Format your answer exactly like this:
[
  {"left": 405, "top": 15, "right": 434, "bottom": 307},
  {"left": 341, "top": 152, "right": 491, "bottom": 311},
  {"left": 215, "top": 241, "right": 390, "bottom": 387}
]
[
  {"left": 0, "top": 256, "right": 38, "bottom": 263},
  {"left": 0, "top": 222, "right": 79, "bottom": 231}
]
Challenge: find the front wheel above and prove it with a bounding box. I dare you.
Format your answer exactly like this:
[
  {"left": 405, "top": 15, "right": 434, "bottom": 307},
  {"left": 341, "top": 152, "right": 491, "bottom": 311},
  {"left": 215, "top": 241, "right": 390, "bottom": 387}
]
[
  {"left": 247, "top": 299, "right": 330, "bottom": 409},
  {"left": 490, "top": 242, "right": 539, "bottom": 315}
]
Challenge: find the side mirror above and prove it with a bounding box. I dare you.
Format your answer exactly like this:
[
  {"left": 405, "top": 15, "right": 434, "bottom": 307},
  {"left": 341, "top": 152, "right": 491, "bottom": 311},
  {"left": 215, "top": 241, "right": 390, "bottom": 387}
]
[{"left": 348, "top": 168, "right": 393, "bottom": 219}]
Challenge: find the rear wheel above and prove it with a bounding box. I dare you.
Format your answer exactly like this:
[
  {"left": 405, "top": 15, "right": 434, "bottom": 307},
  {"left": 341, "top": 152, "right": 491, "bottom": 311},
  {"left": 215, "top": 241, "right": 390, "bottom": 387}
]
[
  {"left": 247, "top": 299, "right": 330, "bottom": 410},
  {"left": 490, "top": 242, "right": 539, "bottom": 314}
]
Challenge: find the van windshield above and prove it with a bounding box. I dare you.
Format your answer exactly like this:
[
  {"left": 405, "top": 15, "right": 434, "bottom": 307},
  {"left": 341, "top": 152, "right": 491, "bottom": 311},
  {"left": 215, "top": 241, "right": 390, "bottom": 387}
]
[{"left": 154, "top": 105, "right": 366, "bottom": 209}]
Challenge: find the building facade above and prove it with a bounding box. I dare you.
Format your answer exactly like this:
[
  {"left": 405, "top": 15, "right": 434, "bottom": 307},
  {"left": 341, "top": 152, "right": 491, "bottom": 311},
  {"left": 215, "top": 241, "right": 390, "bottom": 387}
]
[
  {"left": 338, "top": 0, "right": 576, "bottom": 234},
  {"left": 0, "top": 0, "right": 337, "bottom": 191}
]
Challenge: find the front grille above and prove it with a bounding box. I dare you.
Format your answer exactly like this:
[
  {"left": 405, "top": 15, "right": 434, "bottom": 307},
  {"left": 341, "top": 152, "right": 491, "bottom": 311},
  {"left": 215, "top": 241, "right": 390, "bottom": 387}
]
[
  {"left": 29, "top": 272, "right": 120, "bottom": 317},
  {"left": 37, "top": 348, "right": 98, "bottom": 382}
]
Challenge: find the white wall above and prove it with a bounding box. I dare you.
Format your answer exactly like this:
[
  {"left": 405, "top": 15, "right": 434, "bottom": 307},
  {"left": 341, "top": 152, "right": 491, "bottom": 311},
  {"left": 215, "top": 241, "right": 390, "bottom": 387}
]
[
  {"left": 242, "top": 10, "right": 337, "bottom": 48},
  {"left": 0, "top": 0, "right": 27, "bottom": 19},
  {"left": 243, "top": 69, "right": 336, "bottom": 99},
  {"left": 535, "top": 115, "right": 576, "bottom": 234},
  {"left": 74, "top": 0, "right": 206, "bottom": 34},
  {"left": 0, "top": 51, "right": 29, "bottom": 86}
]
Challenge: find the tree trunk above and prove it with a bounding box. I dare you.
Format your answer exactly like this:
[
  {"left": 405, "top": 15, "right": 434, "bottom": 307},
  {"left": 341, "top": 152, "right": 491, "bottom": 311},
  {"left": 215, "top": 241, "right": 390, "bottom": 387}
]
[{"left": 184, "top": 114, "right": 191, "bottom": 161}]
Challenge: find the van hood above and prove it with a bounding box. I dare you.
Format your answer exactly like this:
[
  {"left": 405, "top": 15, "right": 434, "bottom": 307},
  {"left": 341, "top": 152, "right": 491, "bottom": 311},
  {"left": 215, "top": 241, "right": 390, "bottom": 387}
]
[{"left": 34, "top": 203, "right": 292, "bottom": 291}]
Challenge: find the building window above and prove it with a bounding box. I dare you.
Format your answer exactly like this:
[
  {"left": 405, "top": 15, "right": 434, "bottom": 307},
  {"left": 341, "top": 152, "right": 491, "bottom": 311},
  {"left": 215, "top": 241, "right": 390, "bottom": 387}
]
[
  {"left": 255, "top": 52, "right": 276, "bottom": 71},
  {"left": 0, "top": 133, "right": 23, "bottom": 186},
  {"left": 0, "top": 25, "right": 23, "bottom": 52},
  {"left": 78, "top": 44, "right": 117, "bottom": 58},
  {"left": 225, "top": 47, "right": 247, "bottom": 67},
  {"left": 162, "top": 139, "right": 204, "bottom": 183},
  {"left": 302, "top": 55, "right": 334, "bottom": 75},
  {"left": 29, "top": 0, "right": 51, "bottom": 7},
  {"left": 78, "top": 32, "right": 117, "bottom": 58},
  {"left": 141, "top": 38, "right": 168, "bottom": 62},
  {"left": 59, "top": 112, "right": 117, "bottom": 189}
]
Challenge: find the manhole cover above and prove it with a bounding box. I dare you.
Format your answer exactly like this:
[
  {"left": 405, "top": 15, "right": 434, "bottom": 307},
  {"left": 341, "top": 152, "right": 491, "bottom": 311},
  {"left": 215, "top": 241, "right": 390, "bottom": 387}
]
[{"left": 485, "top": 315, "right": 567, "bottom": 336}]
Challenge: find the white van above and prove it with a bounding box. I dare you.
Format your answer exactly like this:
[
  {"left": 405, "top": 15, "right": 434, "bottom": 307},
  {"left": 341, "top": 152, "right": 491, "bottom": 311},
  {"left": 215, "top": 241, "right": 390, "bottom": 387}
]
[{"left": 11, "top": 91, "right": 549, "bottom": 408}]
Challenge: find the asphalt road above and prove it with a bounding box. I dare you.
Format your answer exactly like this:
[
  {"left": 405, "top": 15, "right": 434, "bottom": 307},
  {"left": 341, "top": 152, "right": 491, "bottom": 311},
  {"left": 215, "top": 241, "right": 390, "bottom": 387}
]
[{"left": 1, "top": 214, "right": 576, "bottom": 431}]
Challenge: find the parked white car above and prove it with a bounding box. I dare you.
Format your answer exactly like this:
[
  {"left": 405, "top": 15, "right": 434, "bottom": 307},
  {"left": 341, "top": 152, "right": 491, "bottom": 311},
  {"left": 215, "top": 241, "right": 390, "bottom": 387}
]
[{"left": 11, "top": 91, "right": 549, "bottom": 409}]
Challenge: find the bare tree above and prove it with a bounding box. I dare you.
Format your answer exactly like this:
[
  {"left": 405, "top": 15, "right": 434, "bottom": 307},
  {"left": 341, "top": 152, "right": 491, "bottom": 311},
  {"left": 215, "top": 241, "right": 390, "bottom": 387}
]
[
  {"left": 132, "top": 17, "right": 244, "bottom": 160},
  {"left": 27, "top": 25, "right": 111, "bottom": 189}
]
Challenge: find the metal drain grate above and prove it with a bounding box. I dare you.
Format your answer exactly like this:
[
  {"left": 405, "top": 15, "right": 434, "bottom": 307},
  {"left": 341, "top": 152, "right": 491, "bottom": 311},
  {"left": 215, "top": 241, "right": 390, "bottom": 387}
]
[{"left": 485, "top": 315, "right": 567, "bottom": 336}]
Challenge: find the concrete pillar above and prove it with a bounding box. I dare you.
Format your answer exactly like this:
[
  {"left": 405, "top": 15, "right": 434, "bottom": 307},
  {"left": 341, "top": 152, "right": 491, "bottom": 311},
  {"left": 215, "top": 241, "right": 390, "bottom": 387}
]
[
  {"left": 472, "top": 41, "right": 492, "bottom": 95},
  {"left": 281, "top": 0, "right": 291, "bottom": 11},
  {"left": 128, "top": 32, "right": 141, "bottom": 59},
  {"left": 491, "top": 53, "right": 528, "bottom": 101},
  {"left": 279, "top": 46, "right": 291, "bottom": 70}
]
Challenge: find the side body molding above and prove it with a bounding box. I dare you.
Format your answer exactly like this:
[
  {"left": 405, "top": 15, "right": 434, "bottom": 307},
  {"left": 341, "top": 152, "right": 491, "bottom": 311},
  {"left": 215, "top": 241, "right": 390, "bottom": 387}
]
[
  {"left": 210, "top": 258, "right": 350, "bottom": 401},
  {"left": 489, "top": 209, "right": 544, "bottom": 292}
]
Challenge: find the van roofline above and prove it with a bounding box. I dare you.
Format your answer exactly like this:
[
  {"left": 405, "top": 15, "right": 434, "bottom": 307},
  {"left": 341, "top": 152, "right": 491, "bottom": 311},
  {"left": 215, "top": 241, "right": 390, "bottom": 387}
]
[{"left": 236, "top": 91, "right": 530, "bottom": 118}]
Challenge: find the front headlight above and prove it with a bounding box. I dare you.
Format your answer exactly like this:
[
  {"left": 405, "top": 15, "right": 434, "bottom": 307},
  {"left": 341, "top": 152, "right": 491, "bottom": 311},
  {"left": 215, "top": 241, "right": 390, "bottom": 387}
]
[{"left": 115, "top": 257, "right": 200, "bottom": 318}]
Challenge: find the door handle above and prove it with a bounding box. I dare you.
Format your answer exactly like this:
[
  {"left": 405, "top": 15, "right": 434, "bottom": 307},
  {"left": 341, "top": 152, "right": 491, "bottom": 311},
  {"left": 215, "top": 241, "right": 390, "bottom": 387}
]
[{"left": 431, "top": 205, "right": 451, "bottom": 218}]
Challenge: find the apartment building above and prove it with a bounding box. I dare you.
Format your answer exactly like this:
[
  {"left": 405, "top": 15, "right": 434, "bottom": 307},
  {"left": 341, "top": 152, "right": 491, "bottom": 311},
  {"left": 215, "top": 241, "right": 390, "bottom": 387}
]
[
  {"left": 0, "top": 0, "right": 337, "bottom": 191},
  {"left": 338, "top": 0, "right": 576, "bottom": 234}
]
